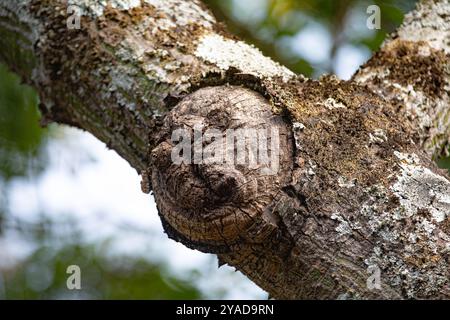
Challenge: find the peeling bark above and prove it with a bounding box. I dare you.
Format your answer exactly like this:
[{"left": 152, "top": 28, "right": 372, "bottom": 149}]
[{"left": 0, "top": 0, "right": 449, "bottom": 299}]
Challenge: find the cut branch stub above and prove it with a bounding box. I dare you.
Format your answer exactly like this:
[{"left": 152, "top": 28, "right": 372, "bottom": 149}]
[{"left": 150, "top": 85, "right": 294, "bottom": 252}]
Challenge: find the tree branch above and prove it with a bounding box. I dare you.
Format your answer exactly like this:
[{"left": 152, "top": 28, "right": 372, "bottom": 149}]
[
  {"left": 0, "top": 0, "right": 449, "bottom": 299},
  {"left": 355, "top": 0, "right": 450, "bottom": 158}
]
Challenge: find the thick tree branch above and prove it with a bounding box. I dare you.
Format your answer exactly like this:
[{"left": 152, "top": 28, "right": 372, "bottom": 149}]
[
  {"left": 355, "top": 0, "right": 450, "bottom": 158},
  {"left": 0, "top": 0, "right": 449, "bottom": 299}
]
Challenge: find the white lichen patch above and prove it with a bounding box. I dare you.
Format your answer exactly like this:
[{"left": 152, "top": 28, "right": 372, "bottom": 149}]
[
  {"left": 331, "top": 212, "right": 363, "bottom": 238},
  {"left": 354, "top": 67, "right": 390, "bottom": 85},
  {"left": 68, "top": 0, "right": 216, "bottom": 28},
  {"left": 331, "top": 212, "right": 353, "bottom": 236},
  {"left": 195, "top": 33, "right": 295, "bottom": 80},
  {"left": 369, "top": 129, "right": 387, "bottom": 144},
  {"left": 391, "top": 152, "right": 450, "bottom": 224},
  {"left": 306, "top": 167, "right": 315, "bottom": 176},
  {"left": 68, "top": 0, "right": 141, "bottom": 17},
  {"left": 292, "top": 122, "right": 305, "bottom": 150},
  {"left": 145, "top": 0, "right": 215, "bottom": 28},
  {"left": 323, "top": 97, "right": 346, "bottom": 110},
  {"left": 364, "top": 239, "right": 449, "bottom": 298},
  {"left": 379, "top": 228, "right": 399, "bottom": 242},
  {"left": 360, "top": 175, "right": 449, "bottom": 298},
  {"left": 337, "top": 176, "right": 356, "bottom": 188},
  {"left": 104, "top": 65, "right": 139, "bottom": 110},
  {"left": 305, "top": 160, "right": 317, "bottom": 177},
  {"left": 293, "top": 122, "right": 305, "bottom": 131},
  {"left": 391, "top": 83, "right": 433, "bottom": 129}
]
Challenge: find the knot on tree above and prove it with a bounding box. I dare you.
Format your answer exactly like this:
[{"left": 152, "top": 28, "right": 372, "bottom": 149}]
[{"left": 150, "top": 86, "right": 293, "bottom": 252}]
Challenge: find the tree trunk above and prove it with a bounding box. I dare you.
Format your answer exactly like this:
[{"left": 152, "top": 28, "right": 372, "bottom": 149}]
[{"left": 0, "top": 0, "right": 449, "bottom": 299}]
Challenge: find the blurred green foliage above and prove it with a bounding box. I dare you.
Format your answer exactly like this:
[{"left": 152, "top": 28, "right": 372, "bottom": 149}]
[
  {"left": 437, "top": 157, "right": 450, "bottom": 172},
  {"left": 0, "top": 0, "right": 449, "bottom": 300},
  {"left": 0, "top": 64, "right": 48, "bottom": 180},
  {"left": 2, "top": 242, "right": 200, "bottom": 299}
]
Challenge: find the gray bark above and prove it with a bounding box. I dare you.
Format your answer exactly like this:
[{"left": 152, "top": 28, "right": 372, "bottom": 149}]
[{"left": 0, "top": 0, "right": 449, "bottom": 299}]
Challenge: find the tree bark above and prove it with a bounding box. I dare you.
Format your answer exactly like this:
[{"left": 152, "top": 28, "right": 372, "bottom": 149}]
[{"left": 0, "top": 0, "right": 449, "bottom": 299}]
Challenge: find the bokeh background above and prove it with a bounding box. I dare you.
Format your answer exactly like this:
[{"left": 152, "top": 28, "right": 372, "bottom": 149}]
[{"left": 1, "top": 0, "right": 447, "bottom": 299}]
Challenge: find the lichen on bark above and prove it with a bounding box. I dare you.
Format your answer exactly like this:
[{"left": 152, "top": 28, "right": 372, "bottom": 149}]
[
  {"left": 355, "top": 0, "right": 450, "bottom": 158},
  {"left": 0, "top": 0, "right": 449, "bottom": 299}
]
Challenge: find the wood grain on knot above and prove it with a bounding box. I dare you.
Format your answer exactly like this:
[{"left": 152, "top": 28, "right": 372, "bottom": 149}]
[{"left": 150, "top": 86, "right": 293, "bottom": 252}]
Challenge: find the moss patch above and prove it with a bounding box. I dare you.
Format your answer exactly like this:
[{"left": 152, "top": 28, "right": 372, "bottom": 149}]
[{"left": 359, "top": 39, "right": 448, "bottom": 98}]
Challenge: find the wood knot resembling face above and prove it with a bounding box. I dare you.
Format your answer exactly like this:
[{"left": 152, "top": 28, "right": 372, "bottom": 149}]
[{"left": 150, "top": 86, "right": 293, "bottom": 252}]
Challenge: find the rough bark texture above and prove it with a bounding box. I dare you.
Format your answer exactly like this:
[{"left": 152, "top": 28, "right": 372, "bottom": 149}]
[
  {"left": 0, "top": 0, "right": 449, "bottom": 299},
  {"left": 355, "top": 0, "right": 450, "bottom": 159}
]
